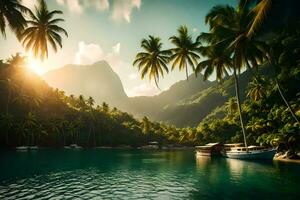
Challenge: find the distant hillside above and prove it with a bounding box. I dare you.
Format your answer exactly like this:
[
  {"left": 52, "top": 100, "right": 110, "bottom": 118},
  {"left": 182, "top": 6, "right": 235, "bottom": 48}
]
[
  {"left": 127, "top": 74, "right": 215, "bottom": 119},
  {"left": 43, "top": 61, "right": 129, "bottom": 108},
  {"left": 43, "top": 60, "right": 270, "bottom": 127}
]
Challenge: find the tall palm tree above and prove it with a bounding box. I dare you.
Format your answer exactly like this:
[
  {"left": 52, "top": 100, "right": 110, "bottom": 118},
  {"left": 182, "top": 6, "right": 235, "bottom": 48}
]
[
  {"left": 20, "top": 0, "right": 68, "bottom": 60},
  {"left": 169, "top": 25, "right": 201, "bottom": 80},
  {"left": 133, "top": 35, "right": 171, "bottom": 88},
  {"left": 198, "top": 2, "right": 269, "bottom": 148},
  {"left": 0, "top": 0, "right": 29, "bottom": 39}
]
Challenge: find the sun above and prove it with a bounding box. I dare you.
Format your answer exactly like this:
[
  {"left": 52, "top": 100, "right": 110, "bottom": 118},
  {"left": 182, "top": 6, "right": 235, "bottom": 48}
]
[{"left": 26, "top": 55, "right": 45, "bottom": 76}]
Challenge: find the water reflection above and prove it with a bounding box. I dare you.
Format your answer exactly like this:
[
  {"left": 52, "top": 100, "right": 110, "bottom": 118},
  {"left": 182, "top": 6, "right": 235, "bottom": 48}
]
[{"left": 0, "top": 150, "right": 299, "bottom": 200}]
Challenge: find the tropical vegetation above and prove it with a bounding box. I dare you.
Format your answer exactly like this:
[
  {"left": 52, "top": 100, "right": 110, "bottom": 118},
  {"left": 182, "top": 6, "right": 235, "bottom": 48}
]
[{"left": 0, "top": 0, "right": 299, "bottom": 156}]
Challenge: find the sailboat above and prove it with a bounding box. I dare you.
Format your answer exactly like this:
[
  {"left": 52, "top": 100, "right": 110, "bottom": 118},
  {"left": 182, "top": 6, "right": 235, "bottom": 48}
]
[
  {"left": 221, "top": 131, "right": 277, "bottom": 159},
  {"left": 221, "top": 144, "right": 277, "bottom": 160}
]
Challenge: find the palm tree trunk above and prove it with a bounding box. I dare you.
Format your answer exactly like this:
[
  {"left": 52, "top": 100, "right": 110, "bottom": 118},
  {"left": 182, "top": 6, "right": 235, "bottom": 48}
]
[
  {"left": 185, "top": 62, "right": 189, "bottom": 80},
  {"left": 233, "top": 67, "right": 248, "bottom": 148},
  {"left": 276, "top": 78, "right": 300, "bottom": 123}
]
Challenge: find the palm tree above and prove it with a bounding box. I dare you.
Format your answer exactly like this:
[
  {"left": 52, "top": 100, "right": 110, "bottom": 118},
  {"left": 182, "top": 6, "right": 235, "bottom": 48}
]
[
  {"left": 23, "top": 112, "right": 37, "bottom": 146},
  {"left": 200, "top": 1, "right": 270, "bottom": 148},
  {"left": 141, "top": 116, "right": 150, "bottom": 135},
  {"left": 87, "top": 96, "right": 95, "bottom": 108},
  {"left": 247, "top": 76, "right": 268, "bottom": 101},
  {"left": 0, "top": 0, "right": 29, "bottom": 39},
  {"left": 20, "top": 0, "right": 68, "bottom": 60},
  {"left": 133, "top": 35, "right": 171, "bottom": 88},
  {"left": 102, "top": 102, "right": 109, "bottom": 113},
  {"left": 225, "top": 98, "right": 238, "bottom": 115},
  {"left": 195, "top": 45, "right": 231, "bottom": 82},
  {"left": 7, "top": 53, "right": 26, "bottom": 67},
  {"left": 169, "top": 25, "right": 201, "bottom": 80},
  {"left": 78, "top": 95, "right": 86, "bottom": 110},
  {"left": 0, "top": 113, "right": 14, "bottom": 145},
  {"left": 247, "top": 0, "right": 272, "bottom": 37}
]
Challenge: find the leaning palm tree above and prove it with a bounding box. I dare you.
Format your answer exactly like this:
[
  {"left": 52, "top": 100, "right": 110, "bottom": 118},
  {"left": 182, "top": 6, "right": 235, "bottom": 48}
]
[
  {"left": 0, "top": 0, "right": 29, "bottom": 39},
  {"left": 133, "top": 35, "right": 171, "bottom": 88},
  {"left": 198, "top": 2, "right": 269, "bottom": 148},
  {"left": 169, "top": 25, "right": 201, "bottom": 80},
  {"left": 20, "top": 0, "right": 68, "bottom": 60}
]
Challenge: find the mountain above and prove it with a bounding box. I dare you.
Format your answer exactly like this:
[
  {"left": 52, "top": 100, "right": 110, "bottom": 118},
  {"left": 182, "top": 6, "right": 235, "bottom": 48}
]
[
  {"left": 126, "top": 75, "right": 217, "bottom": 124},
  {"left": 43, "top": 61, "right": 129, "bottom": 108},
  {"left": 43, "top": 60, "right": 265, "bottom": 128}
]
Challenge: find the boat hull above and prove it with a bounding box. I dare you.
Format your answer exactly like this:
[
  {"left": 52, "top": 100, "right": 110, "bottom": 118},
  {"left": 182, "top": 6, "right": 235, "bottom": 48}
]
[{"left": 222, "top": 148, "right": 276, "bottom": 160}]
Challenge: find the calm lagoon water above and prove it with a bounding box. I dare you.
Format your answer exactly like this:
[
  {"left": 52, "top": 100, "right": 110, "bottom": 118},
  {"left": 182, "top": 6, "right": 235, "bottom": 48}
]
[{"left": 0, "top": 149, "right": 300, "bottom": 200}]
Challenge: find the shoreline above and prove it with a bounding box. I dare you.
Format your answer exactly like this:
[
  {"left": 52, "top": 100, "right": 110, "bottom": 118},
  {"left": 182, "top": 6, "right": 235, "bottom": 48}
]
[{"left": 273, "top": 157, "right": 300, "bottom": 164}]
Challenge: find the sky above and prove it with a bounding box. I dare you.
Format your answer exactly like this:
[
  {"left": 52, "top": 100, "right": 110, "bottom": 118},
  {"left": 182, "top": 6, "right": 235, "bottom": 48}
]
[{"left": 0, "top": 0, "right": 236, "bottom": 97}]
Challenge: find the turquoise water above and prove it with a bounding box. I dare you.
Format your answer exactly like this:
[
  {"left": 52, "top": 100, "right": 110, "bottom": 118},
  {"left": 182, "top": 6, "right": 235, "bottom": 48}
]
[{"left": 0, "top": 149, "right": 300, "bottom": 200}]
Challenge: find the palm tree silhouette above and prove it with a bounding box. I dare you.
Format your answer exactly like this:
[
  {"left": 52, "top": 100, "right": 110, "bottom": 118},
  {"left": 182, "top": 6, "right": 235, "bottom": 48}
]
[
  {"left": 20, "top": 0, "right": 68, "bottom": 60},
  {"left": 133, "top": 35, "right": 171, "bottom": 88},
  {"left": 0, "top": 0, "right": 29, "bottom": 39},
  {"left": 169, "top": 25, "right": 201, "bottom": 80}
]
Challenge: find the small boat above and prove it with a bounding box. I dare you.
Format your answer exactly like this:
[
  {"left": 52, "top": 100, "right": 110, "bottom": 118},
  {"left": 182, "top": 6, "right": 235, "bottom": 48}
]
[
  {"left": 16, "top": 146, "right": 29, "bottom": 151},
  {"left": 140, "top": 141, "right": 159, "bottom": 149},
  {"left": 29, "top": 146, "right": 39, "bottom": 150},
  {"left": 196, "top": 143, "right": 222, "bottom": 157},
  {"left": 65, "top": 144, "right": 83, "bottom": 149},
  {"left": 222, "top": 145, "right": 276, "bottom": 160}
]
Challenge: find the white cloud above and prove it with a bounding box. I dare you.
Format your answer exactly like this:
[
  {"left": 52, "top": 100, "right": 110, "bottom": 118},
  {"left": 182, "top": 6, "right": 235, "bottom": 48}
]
[
  {"left": 112, "top": 0, "right": 141, "bottom": 23},
  {"left": 112, "top": 43, "right": 121, "bottom": 54},
  {"left": 75, "top": 41, "right": 103, "bottom": 65},
  {"left": 126, "top": 83, "right": 160, "bottom": 97},
  {"left": 193, "top": 28, "right": 198, "bottom": 33},
  {"left": 56, "top": 0, "right": 65, "bottom": 5},
  {"left": 128, "top": 73, "right": 138, "bottom": 80},
  {"left": 74, "top": 41, "right": 123, "bottom": 74},
  {"left": 56, "top": 0, "right": 141, "bottom": 22}
]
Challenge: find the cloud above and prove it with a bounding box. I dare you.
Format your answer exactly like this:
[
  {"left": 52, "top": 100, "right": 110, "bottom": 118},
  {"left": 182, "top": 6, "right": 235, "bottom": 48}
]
[
  {"left": 74, "top": 41, "right": 123, "bottom": 73},
  {"left": 112, "top": 0, "right": 141, "bottom": 23},
  {"left": 126, "top": 83, "right": 160, "bottom": 97},
  {"left": 128, "top": 73, "right": 138, "bottom": 80},
  {"left": 112, "top": 43, "right": 121, "bottom": 54},
  {"left": 74, "top": 41, "right": 103, "bottom": 65},
  {"left": 56, "top": 0, "right": 141, "bottom": 23},
  {"left": 97, "top": 0, "right": 110, "bottom": 10}
]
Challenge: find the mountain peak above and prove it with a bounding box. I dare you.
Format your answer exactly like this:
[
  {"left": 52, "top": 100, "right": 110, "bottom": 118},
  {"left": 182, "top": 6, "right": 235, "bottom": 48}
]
[{"left": 43, "top": 61, "right": 128, "bottom": 107}]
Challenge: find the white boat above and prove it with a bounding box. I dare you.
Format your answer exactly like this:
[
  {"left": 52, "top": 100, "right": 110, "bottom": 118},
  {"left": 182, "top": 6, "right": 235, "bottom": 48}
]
[
  {"left": 16, "top": 146, "right": 29, "bottom": 151},
  {"left": 222, "top": 145, "right": 276, "bottom": 160}
]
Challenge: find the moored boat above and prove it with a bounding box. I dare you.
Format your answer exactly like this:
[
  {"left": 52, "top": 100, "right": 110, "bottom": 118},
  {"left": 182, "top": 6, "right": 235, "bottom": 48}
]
[
  {"left": 196, "top": 143, "right": 222, "bottom": 157},
  {"left": 222, "top": 145, "right": 277, "bottom": 160}
]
